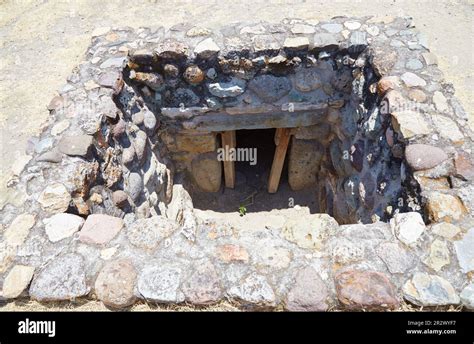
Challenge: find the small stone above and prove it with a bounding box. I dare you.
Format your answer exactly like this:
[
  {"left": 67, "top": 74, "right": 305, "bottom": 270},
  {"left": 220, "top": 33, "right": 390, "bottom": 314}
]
[
  {"left": 426, "top": 192, "right": 466, "bottom": 222},
  {"left": 126, "top": 172, "right": 143, "bottom": 201},
  {"left": 406, "top": 59, "right": 423, "bottom": 70},
  {"left": 132, "top": 130, "right": 147, "bottom": 161},
  {"left": 37, "top": 149, "right": 63, "bottom": 163},
  {"left": 283, "top": 213, "right": 339, "bottom": 250},
  {"left": 208, "top": 77, "right": 246, "bottom": 98},
  {"left": 84, "top": 80, "right": 99, "bottom": 90},
  {"left": 194, "top": 38, "right": 220, "bottom": 59},
  {"left": 163, "top": 64, "right": 179, "bottom": 78},
  {"left": 47, "top": 95, "right": 63, "bottom": 111},
  {"left": 401, "top": 72, "right": 427, "bottom": 87},
  {"left": 51, "top": 120, "right": 70, "bottom": 136},
  {"left": 286, "top": 267, "right": 328, "bottom": 311},
  {"left": 422, "top": 52, "right": 438, "bottom": 65},
  {"left": 335, "top": 270, "right": 399, "bottom": 310},
  {"left": 377, "top": 76, "right": 400, "bottom": 96},
  {"left": 454, "top": 153, "right": 474, "bottom": 181},
  {"left": 183, "top": 65, "right": 204, "bottom": 84},
  {"left": 366, "top": 26, "right": 380, "bottom": 36},
  {"left": 391, "top": 110, "right": 431, "bottom": 138},
  {"left": 432, "top": 91, "right": 450, "bottom": 113},
  {"left": 112, "top": 118, "right": 126, "bottom": 138},
  {"left": 216, "top": 244, "right": 249, "bottom": 263},
  {"left": 44, "top": 213, "right": 84, "bottom": 242},
  {"left": 100, "top": 56, "right": 126, "bottom": 69},
  {"left": 38, "top": 183, "right": 71, "bottom": 213},
  {"left": 95, "top": 259, "right": 137, "bottom": 308},
  {"left": 98, "top": 71, "right": 121, "bottom": 88},
  {"left": 291, "top": 23, "right": 315, "bottom": 34},
  {"left": 431, "top": 115, "right": 464, "bottom": 143},
  {"left": 182, "top": 260, "right": 222, "bottom": 305},
  {"left": 344, "top": 21, "right": 361, "bottom": 30},
  {"left": 227, "top": 274, "right": 275, "bottom": 307},
  {"left": 321, "top": 23, "right": 343, "bottom": 33},
  {"left": 143, "top": 109, "right": 157, "bottom": 131},
  {"left": 312, "top": 33, "right": 340, "bottom": 51},
  {"left": 2, "top": 265, "right": 35, "bottom": 298},
  {"left": 294, "top": 68, "right": 322, "bottom": 92},
  {"left": 134, "top": 72, "right": 164, "bottom": 91},
  {"left": 240, "top": 24, "right": 266, "bottom": 34},
  {"left": 426, "top": 239, "right": 451, "bottom": 273},
  {"left": 4, "top": 214, "right": 36, "bottom": 247},
  {"left": 155, "top": 40, "right": 189, "bottom": 59},
  {"left": 58, "top": 134, "right": 94, "bottom": 157},
  {"left": 79, "top": 214, "right": 124, "bottom": 245},
  {"left": 349, "top": 31, "right": 367, "bottom": 52},
  {"left": 248, "top": 75, "right": 291, "bottom": 103},
  {"left": 127, "top": 216, "right": 179, "bottom": 250},
  {"left": 122, "top": 146, "right": 135, "bottom": 166},
  {"left": 283, "top": 37, "right": 309, "bottom": 50},
  {"left": 112, "top": 190, "right": 128, "bottom": 208},
  {"left": 402, "top": 272, "right": 460, "bottom": 306},
  {"left": 460, "top": 283, "right": 474, "bottom": 310},
  {"left": 137, "top": 264, "right": 184, "bottom": 303},
  {"left": 408, "top": 89, "right": 427, "bottom": 102},
  {"left": 431, "top": 222, "right": 461, "bottom": 239},
  {"left": 30, "top": 253, "right": 89, "bottom": 301},
  {"left": 391, "top": 212, "right": 425, "bottom": 246},
  {"left": 186, "top": 26, "right": 211, "bottom": 37},
  {"left": 206, "top": 68, "right": 217, "bottom": 79},
  {"left": 454, "top": 229, "right": 474, "bottom": 273},
  {"left": 405, "top": 144, "right": 448, "bottom": 171},
  {"left": 376, "top": 242, "right": 415, "bottom": 273},
  {"left": 371, "top": 49, "right": 397, "bottom": 77}
]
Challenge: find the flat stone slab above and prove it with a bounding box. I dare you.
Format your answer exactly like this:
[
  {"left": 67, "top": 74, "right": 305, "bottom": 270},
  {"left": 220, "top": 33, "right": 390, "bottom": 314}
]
[{"left": 78, "top": 214, "right": 124, "bottom": 245}]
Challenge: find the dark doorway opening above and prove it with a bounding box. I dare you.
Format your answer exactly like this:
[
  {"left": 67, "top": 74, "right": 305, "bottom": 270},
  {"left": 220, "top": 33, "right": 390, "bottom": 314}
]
[{"left": 190, "top": 128, "right": 318, "bottom": 213}]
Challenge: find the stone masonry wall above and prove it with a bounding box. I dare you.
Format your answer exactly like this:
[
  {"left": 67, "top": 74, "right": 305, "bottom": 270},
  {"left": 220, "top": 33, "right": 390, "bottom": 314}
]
[{"left": 0, "top": 16, "right": 473, "bottom": 311}]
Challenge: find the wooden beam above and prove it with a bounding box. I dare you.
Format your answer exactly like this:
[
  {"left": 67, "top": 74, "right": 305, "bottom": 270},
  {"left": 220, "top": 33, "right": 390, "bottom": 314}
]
[
  {"left": 221, "top": 130, "right": 236, "bottom": 189},
  {"left": 268, "top": 128, "right": 291, "bottom": 193}
]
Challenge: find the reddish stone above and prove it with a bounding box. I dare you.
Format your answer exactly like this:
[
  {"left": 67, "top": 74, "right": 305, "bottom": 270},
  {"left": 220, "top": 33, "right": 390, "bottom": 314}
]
[
  {"left": 95, "top": 259, "right": 137, "bottom": 308},
  {"left": 216, "top": 244, "right": 249, "bottom": 263},
  {"left": 454, "top": 153, "right": 474, "bottom": 181},
  {"left": 79, "top": 214, "right": 123, "bottom": 245},
  {"left": 405, "top": 144, "right": 448, "bottom": 171},
  {"left": 335, "top": 270, "right": 399, "bottom": 310}
]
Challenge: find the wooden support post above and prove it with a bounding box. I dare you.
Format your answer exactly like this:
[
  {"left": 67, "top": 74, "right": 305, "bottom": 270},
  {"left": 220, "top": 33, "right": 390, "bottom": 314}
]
[
  {"left": 221, "top": 130, "right": 236, "bottom": 189},
  {"left": 268, "top": 128, "right": 291, "bottom": 193}
]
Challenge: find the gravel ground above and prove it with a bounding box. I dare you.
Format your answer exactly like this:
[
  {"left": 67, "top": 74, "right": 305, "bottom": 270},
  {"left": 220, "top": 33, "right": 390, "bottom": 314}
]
[{"left": 0, "top": 0, "right": 472, "bottom": 311}]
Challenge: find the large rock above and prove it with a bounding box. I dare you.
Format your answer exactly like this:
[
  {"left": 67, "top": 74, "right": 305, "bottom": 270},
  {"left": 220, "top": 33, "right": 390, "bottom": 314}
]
[
  {"left": 294, "top": 68, "right": 322, "bottom": 92},
  {"left": 376, "top": 242, "right": 415, "bottom": 274},
  {"left": 4, "top": 213, "right": 36, "bottom": 247},
  {"left": 79, "top": 214, "right": 124, "bottom": 245},
  {"left": 248, "top": 75, "right": 291, "bottom": 103},
  {"left": 425, "top": 192, "right": 466, "bottom": 222},
  {"left": 288, "top": 138, "right": 324, "bottom": 190},
  {"left": 58, "top": 134, "right": 94, "bottom": 157},
  {"left": 2, "top": 265, "right": 35, "bottom": 299},
  {"left": 424, "top": 239, "right": 450, "bottom": 272},
  {"left": 227, "top": 274, "right": 275, "bottom": 307},
  {"left": 454, "top": 229, "right": 474, "bottom": 273},
  {"left": 286, "top": 267, "right": 329, "bottom": 311},
  {"left": 283, "top": 213, "right": 339, "bottom": 250},
  {"left": 137, "top": 264, "right": 185, "bottom": 303},
  {"left": 44, "top": 213, "right": 84, "bottom": 242},
  {"left": 402, "top": 272, "right": 460, "bottom": 306},
  {"left": 127, "top": 216, "right": 179, "bottom": 250},
  {"left": 38, "top": 183, "right": 71, "bottom": 213},
  {"left": 94, "top": 259, "right": 137, "bottom": 308},
  {"left": 335, "top": 270, "right": 399, "bottom": 310},
  {"left": 191, "top": 152, "right": 222, "bottom": 192},
  {"left": 401, "top": 72, "right": 426, "bottom": 87},
  {"left": 29, "top": 253, "right": 89, "bottom": 301},
  {"left": 391, "top": 111, "right": 431, "bottom": 139},
  {"left": 182, "top": 260, "right": 222, "bottom": 305},
  {"left": 390, "top": 212, "right": 425, "bottom": 246},
  {"left": 405, "top": 144, "right": 448, "bottom": 171}
]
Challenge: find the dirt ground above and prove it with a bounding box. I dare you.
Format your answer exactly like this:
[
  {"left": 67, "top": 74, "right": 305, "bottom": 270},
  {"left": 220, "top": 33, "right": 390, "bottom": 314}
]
[{"left": 0, "top": 0, "right": 472, "bottom": 311}]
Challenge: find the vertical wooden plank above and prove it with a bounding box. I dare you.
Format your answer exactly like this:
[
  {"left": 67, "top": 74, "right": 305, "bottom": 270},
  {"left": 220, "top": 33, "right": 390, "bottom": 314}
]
[
  {"left": 268, "top": 128, "right": 291, "bottom": 193},
  {"left": 221, "top": 130, "right": 236, "bottom": 189}
]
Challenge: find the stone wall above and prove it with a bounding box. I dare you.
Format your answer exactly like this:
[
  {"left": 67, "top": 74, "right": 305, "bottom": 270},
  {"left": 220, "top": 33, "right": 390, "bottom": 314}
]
[{"left": 0, "top": 16, "right": 473, "bottom": 311}]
